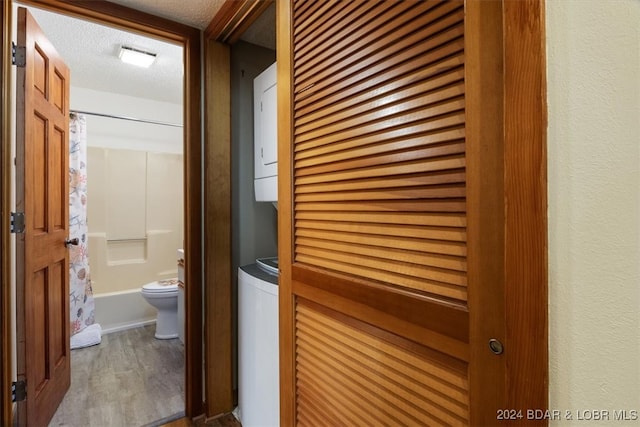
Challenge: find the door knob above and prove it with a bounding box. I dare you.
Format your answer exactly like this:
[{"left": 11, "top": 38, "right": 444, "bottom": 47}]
[{"left": 64, "top": 237, "right": 79, "bottom": 247}]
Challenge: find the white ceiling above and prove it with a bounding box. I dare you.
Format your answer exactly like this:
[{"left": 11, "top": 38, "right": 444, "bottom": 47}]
[
  {"left": 239, "top": 3, "right": 276, "bottom": 51},
  {"left": 106, "top": 0, "right": 276, "bottom": 49},
  {"left": 21, "top": 1, "right": 275, "bottom": 106},
  {"left": 108, "top": 0, "right": 226, "bottom": 31},
  {"left": 27, "top": 6, "right": 184, "bottom": 104}
]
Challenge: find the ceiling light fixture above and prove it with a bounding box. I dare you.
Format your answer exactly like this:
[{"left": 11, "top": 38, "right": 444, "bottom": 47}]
[{"left": 118, "top": 45, "right": 156, "bottom": 68}]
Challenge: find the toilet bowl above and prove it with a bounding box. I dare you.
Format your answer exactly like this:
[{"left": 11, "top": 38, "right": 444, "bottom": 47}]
[{"left": 141, "top": 278, "right": 179, "bottom": 339}]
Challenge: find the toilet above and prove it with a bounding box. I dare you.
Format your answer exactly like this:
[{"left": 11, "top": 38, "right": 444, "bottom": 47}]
[{"left": 141, "top": 278, "right": 179, "bottom": 339}]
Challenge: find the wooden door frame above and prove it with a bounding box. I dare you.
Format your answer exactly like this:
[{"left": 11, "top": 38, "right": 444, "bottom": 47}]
[
  {"left": 276, "top": 0, "right": 547, "bottom": 424},
  {"left": 202, "top": 39, "right": 233, "bottom": 418},
  {"left": 0, "top": 0, "right": 204, "bottom": 422},
  {"left": 201, "top": 0, "right": 274, "bottom": 420},
  {"left": 502, "top": 0, "right": 548, "bottom": 414},
  {"left": 1, "top": 0, "right": 13, "bottom": 424}
]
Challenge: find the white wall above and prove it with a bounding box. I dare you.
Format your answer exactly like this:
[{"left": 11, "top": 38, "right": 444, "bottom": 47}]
[
  {"left": 71, "top": 86, "right": 183, "bottom": 154},
  {"left": 547, "top": 0, "right": 640, "bottom": 422}
]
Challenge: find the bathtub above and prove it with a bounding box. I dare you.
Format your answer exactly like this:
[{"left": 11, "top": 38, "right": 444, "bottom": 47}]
[{"left": 94, "top": 288, "right": 157, "bottom": 334}]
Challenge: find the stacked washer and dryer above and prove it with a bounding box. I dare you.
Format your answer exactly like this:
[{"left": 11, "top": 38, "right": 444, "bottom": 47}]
[
  {"left": 238, "top": 258, "right": 279, "bottom": 427},
  {"left": 237, "top": 62, "right": 280, "bottom": 427}
]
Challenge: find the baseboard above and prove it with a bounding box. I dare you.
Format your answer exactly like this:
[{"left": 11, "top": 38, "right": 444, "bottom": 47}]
[
  {"left": 142, "top": 410, "right": 185, "bottom": 427},
  {"left": 100, "top": 319, "right": 156, "bottom": 336},
  {"left": 94, "top": 288, "right": 156, "bottom": 334}
]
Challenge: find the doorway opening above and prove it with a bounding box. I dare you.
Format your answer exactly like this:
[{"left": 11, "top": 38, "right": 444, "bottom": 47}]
[
  {"left": 2, "top": 0, "right": 203, "bottom": 424},
  {"left": 23, "top": 5, "right": 185, "bottom": 424}
]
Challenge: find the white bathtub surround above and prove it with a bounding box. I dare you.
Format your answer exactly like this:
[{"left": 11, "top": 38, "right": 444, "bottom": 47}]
[
  {"left": 94, "top": 289, "right": 156, "bottom": 334},
  {"left": 87, "top": 147, "right": 184, "bottom": 296},
  {"left": 87, "top": 229, "right": 181, "bottom": 294}
]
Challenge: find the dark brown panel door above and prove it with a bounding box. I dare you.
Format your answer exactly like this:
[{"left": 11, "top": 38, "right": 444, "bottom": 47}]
[{"left": 15, "top": 7, "right": 71, "bottom": 426}]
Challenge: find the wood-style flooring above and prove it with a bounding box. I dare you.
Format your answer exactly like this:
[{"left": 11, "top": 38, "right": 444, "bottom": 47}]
[
  {"left": 49, "top": 325, "right": 185, "bottom": 427},
  {"left": 161, "top": 414, "right": 241, "bottom": 427}
]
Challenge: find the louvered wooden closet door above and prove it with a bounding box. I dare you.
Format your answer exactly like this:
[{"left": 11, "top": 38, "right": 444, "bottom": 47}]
[{"left": 279, "top": 1, "right": 507, "bottom": 425}]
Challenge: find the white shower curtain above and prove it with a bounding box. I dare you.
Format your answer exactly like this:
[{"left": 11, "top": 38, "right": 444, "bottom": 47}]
[{"left": 69, "top": 113, "right": 96, "bottom": 336}]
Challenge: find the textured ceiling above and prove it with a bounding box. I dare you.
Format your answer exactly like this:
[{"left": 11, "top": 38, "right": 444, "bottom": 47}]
[
  {"left": 240, "top": 2, "right": 276, "bottom": 50},
  {"left": 28, "top": 6, "right": 184, "bottom": 104},
  {"left": 107, "top": 0, "right": 226, "bottom": 30},
  {"left": 108, "top": 0, "right": 276, "bottom": 50},
  {"left": 21, "top": 1, "right": 275, "bottom": 106}
]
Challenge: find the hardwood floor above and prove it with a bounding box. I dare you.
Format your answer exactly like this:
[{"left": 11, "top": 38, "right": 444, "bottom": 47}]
[{"left": 49, "top": 325, "right": 185, "bottom": 426}]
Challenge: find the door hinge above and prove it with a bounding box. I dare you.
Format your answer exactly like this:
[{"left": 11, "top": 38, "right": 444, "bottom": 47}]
[
  {"left": 10, "top": 212, "right": 25, "bottom": 234},
  {"left": 12, "top": 380, "right": 26, "bottom": 402},
  {"left": 12, "top": 42, "right": 26, "bottom": 67}
]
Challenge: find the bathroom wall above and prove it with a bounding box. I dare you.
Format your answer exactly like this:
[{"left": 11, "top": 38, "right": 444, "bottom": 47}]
[
  {"left": 71, "top": 86, "right": 182, "bottom": 153},
  {"left": 547, "top": 0, "right": 640, "bottom": 422},
  {"left": 71, "top": 87, "right": 184, "bottom": 330}
]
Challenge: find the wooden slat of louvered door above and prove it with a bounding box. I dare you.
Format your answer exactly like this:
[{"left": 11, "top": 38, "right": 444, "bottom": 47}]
[
  {"left": 295, "top": 0, "right": 467, "bottom": 300},
  {"left": 279, "top": 0, "right": 507, "bottom": 425}
]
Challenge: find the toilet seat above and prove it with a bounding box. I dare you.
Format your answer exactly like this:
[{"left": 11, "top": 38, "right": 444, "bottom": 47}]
[{"left": 142, "top": 278, "right": 179, "bottom": 294}]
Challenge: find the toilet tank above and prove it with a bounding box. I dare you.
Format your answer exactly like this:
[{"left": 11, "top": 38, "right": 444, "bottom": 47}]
[{"left": 254, "top": 62, "right": 277, "bottom": 202}]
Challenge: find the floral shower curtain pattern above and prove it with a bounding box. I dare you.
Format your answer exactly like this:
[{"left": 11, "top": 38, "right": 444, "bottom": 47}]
[{"left": 69, "top": 113, "right": 96, "bottom": 335}]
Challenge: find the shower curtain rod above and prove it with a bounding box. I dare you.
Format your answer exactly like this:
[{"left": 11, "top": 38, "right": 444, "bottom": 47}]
[{"left": 70, "top": 109, "right": 183, "bottom": 128}]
